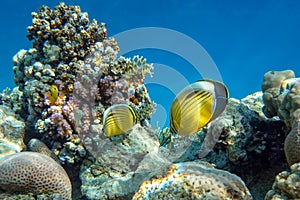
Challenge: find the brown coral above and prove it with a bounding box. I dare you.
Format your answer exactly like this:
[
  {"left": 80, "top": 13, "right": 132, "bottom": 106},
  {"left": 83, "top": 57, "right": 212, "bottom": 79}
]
[
  {"left": 262, "top": 70, "right": 300, "bottom": 165},
  {"left": 265, "top": 162, "right": 300, "bottom": 199},
  {"left": 0, "top": 152, "right": 71, "bottom": 199},
  {"left": 284, "top": 115, "right": 300, "bottom": 166},
  {"left": 261, "top": 70, "right": 294, "bottom": 93},
  {"left": 262, "top": 70, "right": 300, "bottom": 127}
]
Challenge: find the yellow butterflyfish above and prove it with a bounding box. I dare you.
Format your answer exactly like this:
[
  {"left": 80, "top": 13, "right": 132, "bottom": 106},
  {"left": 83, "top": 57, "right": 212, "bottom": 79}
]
[
  {"left": 170, "top": 79, "right": 229, "bottom": 136},
  {"left": 103, "top": 104, "right": 139, "bottom": 138}
]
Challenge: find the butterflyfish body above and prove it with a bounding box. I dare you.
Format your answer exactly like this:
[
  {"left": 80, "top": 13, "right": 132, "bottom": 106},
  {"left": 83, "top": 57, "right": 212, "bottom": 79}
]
[
  {"left": 170, "top": 79, "right": 229, "bottom": 136},
  {"left": 45, "top": 84, "right": 59, "bottom": 104},
  {"left": 103, "top": 104, "right": 139, "bottom": 138}
]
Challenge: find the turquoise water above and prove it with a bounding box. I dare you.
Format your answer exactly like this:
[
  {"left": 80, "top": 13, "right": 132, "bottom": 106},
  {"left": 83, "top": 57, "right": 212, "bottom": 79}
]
[{"left": 0, "top": 0, "right": 299, "bottom": 127}]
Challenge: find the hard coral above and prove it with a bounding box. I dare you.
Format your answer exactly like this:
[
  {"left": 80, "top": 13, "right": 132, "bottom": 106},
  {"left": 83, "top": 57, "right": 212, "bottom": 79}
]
[
  {"left": 262, "top": 70, "right": 300, "bottom": 127},
  {"left": 12, "top": 2, "right": 155, "bottom": 164},
  {"left": 284, "top": 114, "right": 300, "bottom": 165},
  {"left": 265, "top": 162, "right": 300, "bottom": 199},
  {"left": 262, "top": 70, "right": 300, "bottom": 165},
  {"left": 0, "top": 152, "right": 71, "bottom": 199},
  {"left": 133, "top": 161, "right": 252, "bottom": 200},
  {"left": 27, "top": 2, "right": 107, "bottom": 63}
]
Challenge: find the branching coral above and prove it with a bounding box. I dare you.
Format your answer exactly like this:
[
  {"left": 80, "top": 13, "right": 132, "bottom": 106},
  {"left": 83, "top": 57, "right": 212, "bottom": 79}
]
[
  {"left": 26, "top": 2, "right": 107, "bottom": 63},
  {"left": 12, "top": 3, "right": 155, "bottom": 164}
]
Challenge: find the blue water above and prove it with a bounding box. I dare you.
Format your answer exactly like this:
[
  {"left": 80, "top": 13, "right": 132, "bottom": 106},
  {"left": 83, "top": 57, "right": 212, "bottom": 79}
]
[{"left": 0, "top": 0, "right": 299, "bottom": 128}]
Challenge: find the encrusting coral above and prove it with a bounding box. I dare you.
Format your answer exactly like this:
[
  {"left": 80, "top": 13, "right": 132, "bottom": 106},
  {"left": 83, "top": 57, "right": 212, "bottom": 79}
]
[
  {"left": 133, "top": 161, "right": 252, "bottom": 200},
  {"left": 0, "top": 152, "right": 72, "bottom": 199},
  {"left": 262, "top": 70, "right": 300, "bottom": 165}
]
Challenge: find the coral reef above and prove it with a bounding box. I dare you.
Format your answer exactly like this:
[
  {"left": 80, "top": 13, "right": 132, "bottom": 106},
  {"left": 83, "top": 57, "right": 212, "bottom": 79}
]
[
  {"left": 0, "top": 152, "right": 72, "bottom": 199},
  {"left": 162, "top": 92, "right": 288, "bottom": 199},
  {"left": 265, "top": 162, "right": 300, "bottom": 200},
  {"left": 133, "top": 161, "right": 252, "bottom": 200},
  {"left": 80, "top": 124, "right": 161, "bottom": 199},
  {"left": 0, "top": 105, "right": 25, "bottom": 157},
  {"left": 11, "top": 2, "right": 155, "bottom": 164},
  {"left": 0, "top": 87, "right": 25, "bottom": 118},
  {"left": 174, "top": 92, "right": 286, "bottom": 167},
  {"left": 262, "top": 70, "right": 300, "bottom": 165},
  {"left": 78, "top": 92, "right": 288, "bottom": 200},
  {"left": 2, "top": 2, "right": 299, "bottom": 200},
  {"left": 262, "top": 70, "right": 300, "bottom": 128}
]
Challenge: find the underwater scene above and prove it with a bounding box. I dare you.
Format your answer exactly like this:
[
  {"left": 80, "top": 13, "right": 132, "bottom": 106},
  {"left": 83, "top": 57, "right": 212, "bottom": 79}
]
[{"left": 0, "top": 1, "right": 300, "bottom": 200}]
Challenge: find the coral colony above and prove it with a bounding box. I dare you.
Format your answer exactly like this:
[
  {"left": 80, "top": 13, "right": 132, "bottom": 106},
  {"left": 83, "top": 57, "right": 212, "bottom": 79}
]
[{"left": 0, "top": 2, "right": 299, "bottom": 199}]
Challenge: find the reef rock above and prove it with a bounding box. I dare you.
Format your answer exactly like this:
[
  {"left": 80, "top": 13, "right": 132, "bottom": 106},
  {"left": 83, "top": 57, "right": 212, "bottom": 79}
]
[
  {"left": 133, "top": 161, "right": 252, "bottom": 200},
  {"left": 0, "top": 105, "right": 25, "bottom": 157},
  {"left": 164, "top": 92, "right": 288, "bottom": 199},
  {"left": 170, "top": 92, "right": 280, "bottom": 166},
  {"left": 80, "top": 124, "right": 164, "bottom": 199}
]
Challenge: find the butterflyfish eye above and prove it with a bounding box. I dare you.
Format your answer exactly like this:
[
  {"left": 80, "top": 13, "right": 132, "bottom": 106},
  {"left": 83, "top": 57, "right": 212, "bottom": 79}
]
[
  {"left": 170, "top": 79, "right": 229, "bottom": 136},
  {"left": 103, "top": 104, "right": 139, "bottom": 138}
]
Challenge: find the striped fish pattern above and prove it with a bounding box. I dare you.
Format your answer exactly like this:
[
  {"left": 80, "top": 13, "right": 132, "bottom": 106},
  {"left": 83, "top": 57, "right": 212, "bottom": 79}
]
[
  {"left": 103, "top": 104, "right": 139, "bottom": 138},
  {"left": 170, "top": 79, "right": 228, "bottom": 136}
]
